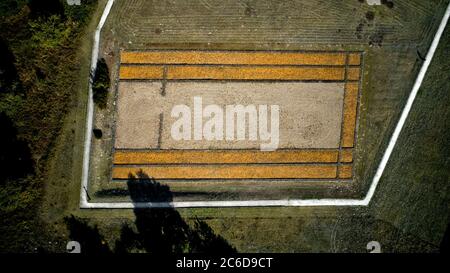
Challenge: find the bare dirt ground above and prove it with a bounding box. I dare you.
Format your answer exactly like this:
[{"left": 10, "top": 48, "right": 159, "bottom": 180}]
[{"left": 115, "top": 81, "right": 344, "bottom": 149}]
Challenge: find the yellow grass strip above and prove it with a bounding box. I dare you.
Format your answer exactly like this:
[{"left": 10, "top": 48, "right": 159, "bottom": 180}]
[
  {"left": 120, "top": 66, "right": 164, "bottom": 79},
  {"left": 167, "top": 66, "right": 345, "bottom": 81},
  {"left": 341, "top": 83, "right": 359, "bottom": 148},
  {"left": 121, "top": 51, "right": 347, "bottom": 66},
  {"left": 348, "top": 53, "right": 361, "bottom": 65},
  {"left": 113, "top": 150, "right": 339, "bottom": 164},
  {"left": 338, "top": 165, "right": 353, "bottom": 179},
  {"left": 112, "top": 165, "right": 337, "bottom": 179},
  {"left": 340, "top": 149, "right": 353, "bottom": 163},
  {"left": 347, "top": 67, "right": 361, "bottom": 81}
]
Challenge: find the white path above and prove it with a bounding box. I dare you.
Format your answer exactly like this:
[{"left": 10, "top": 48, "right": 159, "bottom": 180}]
[{"left": 80, "top": 1, "right": 450, "bottom": 209}]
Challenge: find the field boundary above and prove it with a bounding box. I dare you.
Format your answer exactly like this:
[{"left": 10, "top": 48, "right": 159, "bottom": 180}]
[{"left": 80, "top": 1, "right": 450, "bottom": 208}]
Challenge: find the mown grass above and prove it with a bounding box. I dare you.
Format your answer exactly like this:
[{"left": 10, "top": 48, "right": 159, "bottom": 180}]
[
  {"left": 368, "top": 24, "right": 450, "bottom": 247},
  {"left": 190, "top": 23, "right": 450, "bottom": 253}
]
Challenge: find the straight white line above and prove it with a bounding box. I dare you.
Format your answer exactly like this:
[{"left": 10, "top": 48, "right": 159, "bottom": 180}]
[
  {"left": 80, "top": 2, "right": 450, "bottom": 209},
  {"left": 80, "top": 0, "right": 116, "bottom": 206},
  {"left": 82, "top": 198, "right": 367, "bottom": 209},
  {"left": 362, "top": 3, "right": 450, "bottom": 205}
]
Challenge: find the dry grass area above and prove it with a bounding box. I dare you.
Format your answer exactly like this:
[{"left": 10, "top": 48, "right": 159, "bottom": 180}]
[
  {"left": 119, "top": 65, "right": 163, "bottom": 79},
  {"left": 340, "top": 149, "right": 354, "bottom": 163},
  {"left": 113, "top": 150, "right": 339, "bottom": 164},
  {"left": 341, "top": 83, "right": 359, "bottom": 148},
  {"left": 112, "top": 164, "right": 337, "bottom": 180},
  {"left": 338, "top": 165, "right": 353, "bottom": 179},
  {"left": 121, "top": 51, "right": 347, "bottom": 65},
  {"left": 119, "top": 65, "right": 346, "bottom": 80}
]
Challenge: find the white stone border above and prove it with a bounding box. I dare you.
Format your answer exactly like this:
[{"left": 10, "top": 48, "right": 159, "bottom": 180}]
[
  {"left": 80, "top": 1, "right": 450, "bottom": 208},
  {"left": 80, "top": 0, "right": 115, "bottom": 206}
]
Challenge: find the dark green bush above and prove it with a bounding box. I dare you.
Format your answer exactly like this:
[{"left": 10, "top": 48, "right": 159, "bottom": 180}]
[{"left": 92, "top": 58, "right": 110, "bottom": 108}]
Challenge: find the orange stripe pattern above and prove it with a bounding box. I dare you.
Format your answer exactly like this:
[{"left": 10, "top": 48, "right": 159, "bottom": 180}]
[
  {"left": 120, "top": 65, "right": 345, "bottom": 81},
  {"left": 113, "top": 165, "right": 337, "bottom": 179},
  {"left": 114, "top": 150, "right": 339, "bottom": 164},
  {"left": 121, "top": 51, "right": 347, "bottom": 66}
]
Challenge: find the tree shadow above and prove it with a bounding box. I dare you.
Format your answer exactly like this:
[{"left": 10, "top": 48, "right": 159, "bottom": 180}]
[
  {"left": 64, "top": 215, "right": 111, "bottom": 254},
  {"left": 115, "top": 170, "right": 236, "bottom": 253},
  {"left": 0, "top": 112, "right": 33, "bottom": 184},
  {"left": 0, "top": 37, "right": 20, "bottom": 94},
  {"left": 28, "top": 0, "right": 65, "bottom": 19},
  {"left": 94, "top": 188, "right": 213, "bottom": 198}
]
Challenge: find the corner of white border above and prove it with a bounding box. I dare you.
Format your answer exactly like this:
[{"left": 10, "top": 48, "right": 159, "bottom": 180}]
[{"left": 80, "top": 2, "right": 450, "bottom": 209}]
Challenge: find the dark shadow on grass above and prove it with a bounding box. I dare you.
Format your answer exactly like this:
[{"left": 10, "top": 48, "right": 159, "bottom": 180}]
[
  {"left": 28, "top": 0, "right": 65, "bottom": 19},
  {"left": 115, "top": 170, "right": 236, "bottom": 253},
  {"left": 64, "top": 215, "right": 111, "bottom": 254},
  {"left": 0, "top": 112, "right": 33, "bottom": 184},
  {"left": 94, "top": 188, "right": 129, "bottom": 198},
  {"left": 94, "top": 188, "right": 212, "bottom": 198},
  {"left": 0, "top": 37, "right": 20, "bottom": 94}
]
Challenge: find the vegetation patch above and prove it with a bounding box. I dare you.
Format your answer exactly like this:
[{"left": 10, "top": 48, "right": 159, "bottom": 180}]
[
  {"left": 0, "top": 0, "right": 96, "bottom": 252},
  {"left": 92, "top": 58, "right": 110, "bottom": 109}
]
